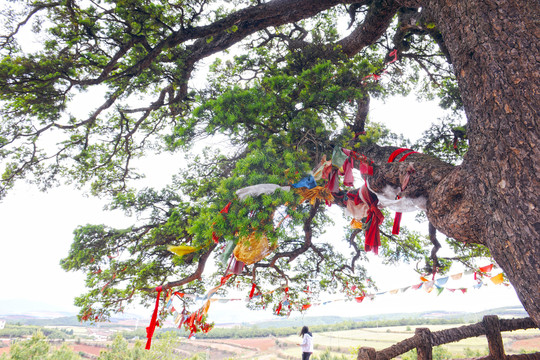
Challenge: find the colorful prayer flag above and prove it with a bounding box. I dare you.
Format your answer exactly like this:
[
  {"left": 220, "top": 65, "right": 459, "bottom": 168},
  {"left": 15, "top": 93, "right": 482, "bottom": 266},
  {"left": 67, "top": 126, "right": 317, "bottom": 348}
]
[{"left": 491, "top": 273, "right": 504, "bottom": 285}]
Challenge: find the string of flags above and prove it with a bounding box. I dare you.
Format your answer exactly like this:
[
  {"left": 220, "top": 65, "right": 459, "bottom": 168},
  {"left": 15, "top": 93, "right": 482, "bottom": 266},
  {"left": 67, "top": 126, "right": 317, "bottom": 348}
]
[{"left": 143, "top": 263, "right": 507, "bottom": 346}]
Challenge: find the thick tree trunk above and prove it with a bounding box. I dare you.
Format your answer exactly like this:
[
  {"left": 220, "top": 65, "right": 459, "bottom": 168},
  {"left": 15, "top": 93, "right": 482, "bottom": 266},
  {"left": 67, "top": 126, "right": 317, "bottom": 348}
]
[{"left": 421, "top": 0, "right": 540, "bottom": 325}]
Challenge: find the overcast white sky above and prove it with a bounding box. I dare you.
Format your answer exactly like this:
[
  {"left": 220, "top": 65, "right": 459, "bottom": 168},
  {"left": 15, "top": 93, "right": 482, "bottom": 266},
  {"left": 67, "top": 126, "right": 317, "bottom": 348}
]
[{"left": 0, "top": 94, "right": 523, "bottom": 324}]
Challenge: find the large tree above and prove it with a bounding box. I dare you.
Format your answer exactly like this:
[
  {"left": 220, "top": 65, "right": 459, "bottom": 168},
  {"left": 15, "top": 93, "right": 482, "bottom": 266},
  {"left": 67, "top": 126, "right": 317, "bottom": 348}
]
[{"left": 1, "top": 0, "right": 538, "bottom": 335}]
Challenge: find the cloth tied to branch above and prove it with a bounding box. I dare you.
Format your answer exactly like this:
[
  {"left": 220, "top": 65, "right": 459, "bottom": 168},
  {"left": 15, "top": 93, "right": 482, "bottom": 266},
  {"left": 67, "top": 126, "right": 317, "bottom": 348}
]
[
  {"left": 312, "top": 155, "right": 332, "bottom": 181},
  {"left": 332, "top": 146, "right": 348, "bottom": 168},
  {"left": 341, "top": 156, "right": 355, "bottom": 187},
  {"left": 387, "top": 148, "right": 417, "bottom": 234},
  {"left": 361, "top": 186, "right": 384, "bottom": 255},
  {"left": 291, "top": 175, "right": 317, "bottom": 189},
  {"left": 233, "top": 232, "right": 277, "bottom": 265},
  {"left": 326, "top": 168, "right": 340, "bottom": 193},
  {"left": 236, "top": 184, "right": 291, "bottom": 200},
  {"left": 167, "top": 245, "right": 198, "bottom": 257},
  {"left": 145, "top": 286, "right": 162, "bottom": 350},
  {"left": 294, "top": 186, "right": 334, "bottom": 205}
]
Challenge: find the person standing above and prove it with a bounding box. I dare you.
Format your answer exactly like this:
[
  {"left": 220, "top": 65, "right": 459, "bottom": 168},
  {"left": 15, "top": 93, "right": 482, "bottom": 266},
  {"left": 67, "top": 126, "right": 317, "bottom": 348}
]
[{"left": 297, "top": 325, "right": 313, "bottom": 360}]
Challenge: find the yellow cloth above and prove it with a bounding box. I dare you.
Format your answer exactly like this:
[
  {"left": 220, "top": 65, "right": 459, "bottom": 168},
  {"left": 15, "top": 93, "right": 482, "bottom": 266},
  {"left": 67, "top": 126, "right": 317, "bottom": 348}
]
[
  {"left": 350, "top": 219, "right": 363, "bottom": 229},
  {"left": 234, "top": 233, "right": 277, "bottom": 265},
  {"left": 294, "top": 186, "right": 334, "bottom": 205},
  {"left": 490, "top": 273, "right": 504, "bottom": 285},
  {"left": 168, "top": 245, "right": 198, "bottom": 257}
]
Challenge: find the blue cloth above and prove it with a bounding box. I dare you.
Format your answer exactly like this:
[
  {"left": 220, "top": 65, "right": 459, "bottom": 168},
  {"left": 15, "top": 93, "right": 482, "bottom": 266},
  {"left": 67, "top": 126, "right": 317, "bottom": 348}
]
[
  {"left": 435, "top": 277, "right": 449, "bottom": 286},
  {"left": 291, "top": 175, "right": 317, "bottom": 189}
]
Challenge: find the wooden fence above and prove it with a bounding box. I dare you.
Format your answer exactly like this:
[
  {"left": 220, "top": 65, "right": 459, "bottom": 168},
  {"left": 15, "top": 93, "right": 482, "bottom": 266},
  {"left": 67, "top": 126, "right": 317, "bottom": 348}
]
[{"left": 357, "top": 315, "right": 540, "bottom": 360}]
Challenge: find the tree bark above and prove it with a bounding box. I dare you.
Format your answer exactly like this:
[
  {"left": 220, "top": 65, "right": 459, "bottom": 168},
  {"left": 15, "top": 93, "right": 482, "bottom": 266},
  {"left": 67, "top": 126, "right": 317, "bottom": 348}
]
[{"left": 420, "top": 0, "right": 540, "bottom": 325}]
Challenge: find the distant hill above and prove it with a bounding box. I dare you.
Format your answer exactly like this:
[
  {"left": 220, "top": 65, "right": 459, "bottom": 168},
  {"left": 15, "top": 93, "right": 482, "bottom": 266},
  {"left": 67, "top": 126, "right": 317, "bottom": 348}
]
[
  {"left": 1, "top": 305, "right": 527, "bottom": 328},
  {"left": 245, "top": 306, "right": 528, "bottom": 329}
]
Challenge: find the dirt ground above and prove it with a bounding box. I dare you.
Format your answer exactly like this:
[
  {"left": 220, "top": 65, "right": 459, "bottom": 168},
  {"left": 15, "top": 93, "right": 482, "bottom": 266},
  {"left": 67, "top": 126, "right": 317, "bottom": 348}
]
[
  {"left": 509, "top": 337, "right": 540, "bottom": 352},
  {"left": 220, "top": 337, "right": 277, "bottom": 351},
  {"left": 69, "top": 344, "right": 105, "bottom": 357}
]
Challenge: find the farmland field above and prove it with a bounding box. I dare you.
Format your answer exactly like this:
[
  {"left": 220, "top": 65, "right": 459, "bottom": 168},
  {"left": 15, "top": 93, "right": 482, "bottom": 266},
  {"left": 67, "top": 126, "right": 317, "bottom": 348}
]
[
  {"left": 212, "top": 324, "right": 540, "bottom": 359},
  {"left": 1, "top": 322, "right": 538, "bottom": 359}
]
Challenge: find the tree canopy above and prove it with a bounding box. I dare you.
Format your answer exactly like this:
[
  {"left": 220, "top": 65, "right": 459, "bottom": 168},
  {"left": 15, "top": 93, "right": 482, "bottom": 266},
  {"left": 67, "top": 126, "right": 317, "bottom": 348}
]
[{"left": 1, "top": 0, "right": 538, "bottom": 339}]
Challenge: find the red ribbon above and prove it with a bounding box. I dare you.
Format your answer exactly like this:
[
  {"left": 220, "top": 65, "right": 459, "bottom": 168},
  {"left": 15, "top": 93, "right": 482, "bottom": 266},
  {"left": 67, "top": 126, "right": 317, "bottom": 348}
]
[
  {"left": 220, "top": 202, "right": 231, "bottom": 213},
  {"left": 249, "top": 283, "right": 257, "bottom": 299},
  {"left": 387, "top": 148, "right": 417, "bottom": 235},
  {"left": 392, "top": 212, "right": 402, "bottom": 236},
  {"left": 361, "top": 186, "right": 384, "bottom": 254},
  {"left": 387, "top": 49, "right": 398, "bottom": 64},
  {"left": 275, "top": 302, "right": 282, "bottom": 315},
  {"left": 145, "top": 286, "right": 163, "bottom": 350},
  {"left": 326, "top": 168, "right": 340, "bottom": 193},
  {"left": 212, "top": 202, "right": 233, "bottom": 243}
]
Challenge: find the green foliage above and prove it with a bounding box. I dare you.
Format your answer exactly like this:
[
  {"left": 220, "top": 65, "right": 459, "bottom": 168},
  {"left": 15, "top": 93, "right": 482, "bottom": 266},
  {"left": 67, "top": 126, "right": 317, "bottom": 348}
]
[
  {"left": 0, "top": 324, "right": 71, "bottom": 340},
  {"left": 464, "top": 347, "right": 488, "bottom": 357},
  {"left": 97, "top": 332, "right": 184, "bottom": 360},
  {"left": 415, "top": 115, "right": 468, "bottom": 164},
  {"left": 401, "top": 346, "right": 453, "bottom": 360},
  {"left": 1, "top": 331, "right": 81, "bottom": 360}
]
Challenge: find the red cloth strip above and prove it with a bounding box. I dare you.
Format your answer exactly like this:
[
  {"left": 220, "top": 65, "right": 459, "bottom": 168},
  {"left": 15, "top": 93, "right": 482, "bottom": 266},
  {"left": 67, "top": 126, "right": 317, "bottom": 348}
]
[
  {"left": 145, "top": 286, "right": 163, "bottom": 350},
  {"left": 220, "top": 202, "right": 232, "bottom": 213},
  {"left": 249, "top": 283, "right": 257, "bottom": 299},
  {"left": 387, "top": 148, "right": 411, "bottom": 163},
  {"left": 399, "top": 150, "right": 416, "bottom": 162},
  {"left": 387, "top": 49, "right": 398, "bottom": 64},
  {"left": 392, "top": 212, "right": 402, "bottom": 235},
  {"left": 361, "top": 186, "right": 384, "bottom": 254}
]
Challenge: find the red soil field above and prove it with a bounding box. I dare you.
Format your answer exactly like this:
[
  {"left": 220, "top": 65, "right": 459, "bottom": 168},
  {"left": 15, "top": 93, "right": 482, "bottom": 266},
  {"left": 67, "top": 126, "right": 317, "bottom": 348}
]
[
  {"left": 69, "top": 344, "right": 106, "bottom": 356},
  {"left": 220, "top": 337, "right": 276, "bottom": 351},
  {"left": 510, "top": 337, "right": 540, "bottom": 352}
]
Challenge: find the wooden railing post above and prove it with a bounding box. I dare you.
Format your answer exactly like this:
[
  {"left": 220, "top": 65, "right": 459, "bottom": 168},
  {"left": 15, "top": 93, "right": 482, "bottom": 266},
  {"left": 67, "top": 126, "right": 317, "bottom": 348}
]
[
  {"left": 415, "top": 328, "right": 432, "bottom": 360},
  {"left": 483, "top": 315, "right": 506, "bottom": 359},
  {"left": 357, "top": 347, "right": 377, "bottom": 360}
]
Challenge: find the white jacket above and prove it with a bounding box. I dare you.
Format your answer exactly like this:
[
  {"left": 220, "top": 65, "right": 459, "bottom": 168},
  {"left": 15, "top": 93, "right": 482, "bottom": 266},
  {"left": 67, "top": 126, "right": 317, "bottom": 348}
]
[{"left": 301, "top": 333, "right": 313, "bottom": 353}]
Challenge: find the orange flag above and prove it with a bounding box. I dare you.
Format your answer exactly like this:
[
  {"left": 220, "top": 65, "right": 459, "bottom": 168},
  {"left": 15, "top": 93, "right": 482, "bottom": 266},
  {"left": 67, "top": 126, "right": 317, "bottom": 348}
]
[{"left": 491, "top": 273, "right": 504, "bottom": 285}]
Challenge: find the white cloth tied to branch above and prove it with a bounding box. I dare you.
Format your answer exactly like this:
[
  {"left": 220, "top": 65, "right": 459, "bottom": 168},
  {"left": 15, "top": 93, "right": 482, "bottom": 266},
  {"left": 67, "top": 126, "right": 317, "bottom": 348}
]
[
  {"left": 236, "top": 184, "right": 291, "bottom": 201},
  {"left": 370, "top": 184, "right": 427, "bottom": 212}
]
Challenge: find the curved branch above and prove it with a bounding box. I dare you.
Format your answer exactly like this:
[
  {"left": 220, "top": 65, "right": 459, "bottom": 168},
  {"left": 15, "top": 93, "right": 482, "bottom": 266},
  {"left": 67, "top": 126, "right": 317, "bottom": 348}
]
[
  {"left": 149, "top": 243, "right": 218, "bottom": 291},
  {"left": 338, "top": 0, "right": 400, "bottom": 56},
  {"left": 267, "top": 201, "right": 321, "bottom": 267}
]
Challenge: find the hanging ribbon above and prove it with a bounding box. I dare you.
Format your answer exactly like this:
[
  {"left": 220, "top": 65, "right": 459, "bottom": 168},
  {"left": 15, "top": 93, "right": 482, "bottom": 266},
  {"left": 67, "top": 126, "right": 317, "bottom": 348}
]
[
  {"left": 326, "top": 168, "right": 340, "bottom": 193},
  {"left": 145, "top": 286, "right": 163, "bottom": 350},
  {"left": 387, "top": 148, "right": 417, "bottom": 234},
  {"left": 249, "top": 283, "right": 257, "bottom": 299},
  {"left": 212, "top": 202, "right": 232, "bottom": 243},
  {"left": 341, "top": 156, "right": 355, "bottom": 187},
  {"left": 361, "top": 186, "right": 384, "bottom": 254}
]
